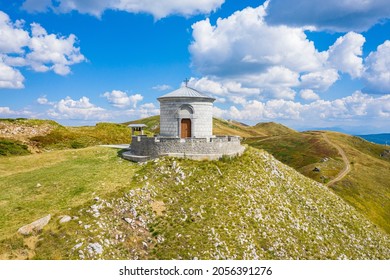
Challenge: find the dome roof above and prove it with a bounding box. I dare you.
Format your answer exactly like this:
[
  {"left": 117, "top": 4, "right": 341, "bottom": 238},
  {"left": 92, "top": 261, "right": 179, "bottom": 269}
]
[{"left": 157, "top": 86, "right": 215, "bottom": 101}]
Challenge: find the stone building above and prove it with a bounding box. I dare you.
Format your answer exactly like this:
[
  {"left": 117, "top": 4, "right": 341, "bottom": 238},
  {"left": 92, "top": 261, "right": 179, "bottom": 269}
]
[
  {"left": 122, "top": 85, "right": 244, "bottom": 162},
  {"left": 158, "top": 86, "right": 215, "bottom": 138}
]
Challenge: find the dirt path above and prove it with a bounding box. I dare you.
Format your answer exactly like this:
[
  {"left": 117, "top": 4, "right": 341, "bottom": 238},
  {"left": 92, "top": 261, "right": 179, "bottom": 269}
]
[{"left": 322, "top": 133, "right": 351, "bottom": 186}]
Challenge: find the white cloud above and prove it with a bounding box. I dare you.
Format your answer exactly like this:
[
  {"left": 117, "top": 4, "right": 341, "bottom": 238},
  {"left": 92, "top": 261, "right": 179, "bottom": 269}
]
[
  {"left": 190, "top": 6, "right": 324, "bottom": 78},
  {"left": 189, "top": 4, "right": 357, "bottom": 100},
  {"left": 152, "top": 84, "right": 172, "bottom": 91},
  {"left": 0, "top": 60, "right": 25, "bottom": 89},
  {"left": 27, "top": 23, "right": 85, "bottom": 75},
  {"left": 327, "top": 32, "right": 365, "bottom": 78},
  {"left": 138, "top": 103, "right": 159, "bottom": 118},
  {"left": 253, "top": 66, "right": 300, "bottom": 88},
  {"left": 22, "top": 0, "right": 225, "bottom": 19},
  {"left": 0, "top": 12, "right": 30, "bottom": 54},
  {"left": 300, "top": 69, "right": 339, "bottom": 91},
  {"left": 263, "top": 87, "right": 296, "bottom": 100},
  {"left": 265, "top": 0, "right": 390, "bottom": 32},
  {"left": 103, "top": 90, "right": 143, "bottom": 108},
  {"left": 37, "top": 96, "right": 49, "bottom": 104},
  {"left": 48, "top": 96, "right": 109, "bottom": 120},
  {"left": 188, "top": 77, "right": 260, "bottom": 96},
  {"left": 0, "top": 107, "right": 14, "bottom": 115},
  {"left": 300, "top": 89, "right": 320, "bottom": 101},
  {"left": 0, "top": 11, "right": 85, "bottom": 88},
  {"left": 219, "top": 92, "right": 390, "bottom": 131},
  {"left": 0, "top": 106, "right": 34, "bottom": 118},
  {"left": 363, "top": 40, "right": 390, "bottom": 94}
]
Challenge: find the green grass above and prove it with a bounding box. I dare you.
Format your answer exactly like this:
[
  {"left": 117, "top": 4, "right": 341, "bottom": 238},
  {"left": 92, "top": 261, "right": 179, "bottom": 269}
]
[
  {"left": 0, "top": 139, "right": 30, "bottom": 157},
  {"left": 131, "top": 149, "right": 390, "bottom": 259},
  {"left": 324, "top": 132, "right": 390, "bottom": 234},
  {"left": 0, "top": 147, "right": 389, "bottom": 260},
  {"left": 31, "top": 122, "right": 132, "bottom": 150},
  {"left": 0, "top": 146, "right": 139, "bottom": 240},
  {"left": 244, "top": 131, "right": 341, "bottom": 171},
  {"left": 244, "top": 131, "right": 390, "bottom": 234}
]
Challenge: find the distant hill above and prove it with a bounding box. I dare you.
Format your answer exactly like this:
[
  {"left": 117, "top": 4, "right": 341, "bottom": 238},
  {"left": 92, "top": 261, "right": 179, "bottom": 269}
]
[
  {"left": 356, "top": 133, "right": 390, "bottom": 145},
  {"left": 125, "top": 115, "right": 295, "bottom": 138}
]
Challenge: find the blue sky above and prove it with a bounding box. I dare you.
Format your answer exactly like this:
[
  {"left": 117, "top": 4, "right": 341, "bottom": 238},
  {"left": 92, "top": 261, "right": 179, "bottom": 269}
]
[{"left": 0, "top": 0, "right": 389, "bottom": 134}]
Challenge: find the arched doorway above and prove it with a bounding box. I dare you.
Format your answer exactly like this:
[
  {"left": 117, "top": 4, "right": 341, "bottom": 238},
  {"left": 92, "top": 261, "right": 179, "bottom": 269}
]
[{"left": 181, "top": 119, "right": 191, "bottom": 138}]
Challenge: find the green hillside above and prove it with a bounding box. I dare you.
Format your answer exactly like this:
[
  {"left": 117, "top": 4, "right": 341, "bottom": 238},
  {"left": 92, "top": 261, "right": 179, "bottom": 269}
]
[
  {"left": 244, "top": 131, "right": 390, "bottom": 234},
  {"left": 0, "top": 119, "right": 131, "bottom": 153},
  {"left": 0, "top": 147, "right": 388, "bottom": 260}
]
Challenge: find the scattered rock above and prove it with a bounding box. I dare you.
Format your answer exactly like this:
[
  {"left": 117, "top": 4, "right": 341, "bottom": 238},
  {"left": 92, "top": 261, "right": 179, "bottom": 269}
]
[
  {"left": 313, "top": 167, "right": 321, "bottom": 172},
  {"left": 36, "top": 183, "right": 42, "bottom": 188},
  {"left": 88, "top": 242, "right": 103, "bottom": 255},
  {"left": 59, "top": 215, "right": 72, "bottom": 223},
  {"left": 18, "top": 214, "right": 51, "bottom": 235},
  {"left": 73, "top": 242, "right": 83, "bottom": 250},
  {"left": 123, "top": 217, "right": 134, "bottom": 224}
]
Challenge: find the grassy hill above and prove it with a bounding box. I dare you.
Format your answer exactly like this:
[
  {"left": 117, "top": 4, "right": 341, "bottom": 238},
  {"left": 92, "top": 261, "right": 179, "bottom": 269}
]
[
  {"left": 0, "top": 147, "right": 388, "bottom": 259},
  {"left": 0, "top": 119, "right": 131, "bottom": 154},
  {"left": 244, "top": 131, "right": 390, "bottom": 234},
  {"left": 0, "top": 117, "right": 389, "bottom": 259}
]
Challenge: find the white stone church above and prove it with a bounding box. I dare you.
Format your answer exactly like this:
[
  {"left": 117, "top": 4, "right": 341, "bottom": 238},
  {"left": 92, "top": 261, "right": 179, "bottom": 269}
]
[{"left": 123, "top": 84, "right": 244, "bottom": 162}]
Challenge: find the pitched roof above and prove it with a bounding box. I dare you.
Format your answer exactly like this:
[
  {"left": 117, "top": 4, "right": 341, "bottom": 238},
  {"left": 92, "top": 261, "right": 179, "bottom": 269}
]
[{"left": 158, "top": 86, "right": 215, "bottom": 101}]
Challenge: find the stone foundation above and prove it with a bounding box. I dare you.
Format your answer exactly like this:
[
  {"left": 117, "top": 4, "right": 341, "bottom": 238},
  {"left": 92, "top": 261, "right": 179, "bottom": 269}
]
[{"left": 123, "top": 136, "right": 245, "bottom": 162}]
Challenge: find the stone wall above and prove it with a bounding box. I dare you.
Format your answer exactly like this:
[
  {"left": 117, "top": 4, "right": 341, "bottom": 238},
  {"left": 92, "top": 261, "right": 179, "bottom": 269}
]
[
  {"left": 159, "top": 98, "right": 213, "bottom": 138},
  {"left": 130, "top": 136, "right": 244, "bottom": 160}
]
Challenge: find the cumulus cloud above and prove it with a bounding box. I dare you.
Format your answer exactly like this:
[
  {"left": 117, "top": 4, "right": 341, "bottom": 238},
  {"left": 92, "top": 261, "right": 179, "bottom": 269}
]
[
  {"left": 217, "top": 91, "right": 390, "bottom": 131},
  {"left": 0, "top": 12, "right": 30, "bottom": 54},
  {"left": 0, "top": 60, "right": 25, "bottom": 89},
  {"left": 188, "top": 77, "right": 260, "bottom": 96},
  {"left": 190, "top": 6, "right": 324, "bottom": 77},
  {"left": 265, "top": 0, "right": 390, "bottom": 32},
  {"left": 0, "top": 106, "right": 34, "bottom": 118},
  {"left": 299, "top": 69, "right": 339, "bottom": 91},
  {"left": 0, "top": 11, "right": 85, "bottom": 88},
  {"left": 190, "top": 4, "right": 358, "bottom": 100},
  {"left": 300, "top": 89, "right": 320, "bottom": 101},
  {"left": 22, "top": 0, "right": 225, "bottom": 19},
  {"left": 327, "top": 32, "right": 365, "bottom": 78},
  {"left": 48, "top": 96, "right": 109, "bottom": 120},
  {"left": 103, "top": 90, "right": 143, "bottom": 108},
  {"left": 27, "top": 23, "right": 85, "bottom": 75},
  {"left": 0, "top": 107, "right": 15, "bottom": 115},
  {"left": 363, "top": 40, "right": 390, "bottom": 94}
]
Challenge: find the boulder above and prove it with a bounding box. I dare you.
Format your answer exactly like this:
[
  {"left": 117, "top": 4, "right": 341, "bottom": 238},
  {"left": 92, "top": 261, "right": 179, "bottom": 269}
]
[
  {"left": 59, "top": 215, "right": 72, "bottom": 223},
  {"left": 18, "top": 214, "right": 51, "bottom": 235}
]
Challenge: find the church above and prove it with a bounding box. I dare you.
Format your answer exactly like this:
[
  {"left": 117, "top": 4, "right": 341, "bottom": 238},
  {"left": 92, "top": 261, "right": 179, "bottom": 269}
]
[{"left": 122, "top": 84, "right": 244, "bottom": 162}]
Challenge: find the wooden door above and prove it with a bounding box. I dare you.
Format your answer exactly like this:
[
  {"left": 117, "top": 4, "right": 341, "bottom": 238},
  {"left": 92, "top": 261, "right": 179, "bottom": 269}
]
[{"left": 181, "top": 119, "right": 191, "bottom": 138}]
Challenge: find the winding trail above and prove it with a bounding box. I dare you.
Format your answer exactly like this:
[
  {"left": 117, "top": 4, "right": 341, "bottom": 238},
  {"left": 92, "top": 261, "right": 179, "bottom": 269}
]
[{"left": 322, "top": 133, "right": 351, "bottom": 186}]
